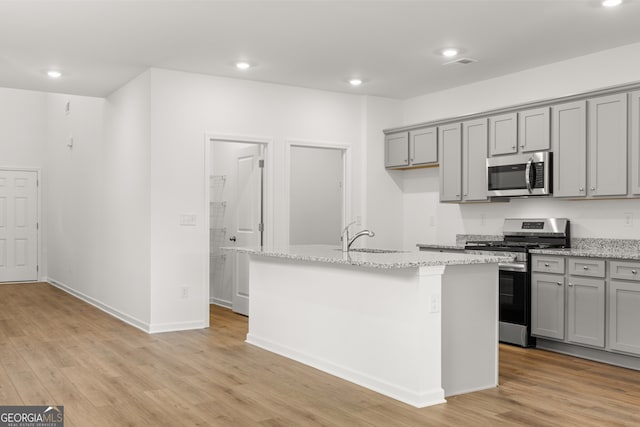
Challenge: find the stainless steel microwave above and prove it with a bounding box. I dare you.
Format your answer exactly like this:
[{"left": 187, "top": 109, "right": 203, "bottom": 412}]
[{"left": 486, "top": 152, "right": 552, "bottom": 197}]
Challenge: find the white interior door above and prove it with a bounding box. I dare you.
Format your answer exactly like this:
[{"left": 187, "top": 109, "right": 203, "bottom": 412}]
[
  {"left": 0, "top": 170, "right": 38, "bottom": 282},
  {"left": 231, "top": 145, "right": 263, "bottom": 315}
]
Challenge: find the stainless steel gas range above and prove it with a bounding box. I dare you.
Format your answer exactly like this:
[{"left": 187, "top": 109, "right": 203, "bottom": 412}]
[{"left": 465, "top": 218, "right": 571, "bottom": 347}]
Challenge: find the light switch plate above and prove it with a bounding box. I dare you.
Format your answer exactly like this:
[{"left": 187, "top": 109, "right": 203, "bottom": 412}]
[{"left": 180, "top": 213, "right": 197, "bottom": 226}]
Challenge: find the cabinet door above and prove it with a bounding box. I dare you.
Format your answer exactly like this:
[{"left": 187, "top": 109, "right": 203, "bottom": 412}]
[
  {"left": 409, "top": 127, "right": 438, "bottom": 166},
  {"left": 552, "top": 101, "right": 587, "bottom": 198},
  {"left": 518, "top": 107, "right": 550, "bottom": 152},
  {"left": 588, "top": 93, "right": 628, "bottom": 197},
  {"left": 462, "top": 118, "right": 488, "bottom": 201},
  {"left": 489, "top": 112, "right": 517, "bottom": 156},
  {"left": 439, "top": 123, "right": 462, "bottom": 202},
  {"left": 631, "top": 91, "right": 640, "bottom": 195},
  {"left": 531, "top": 273, "right": 565, "bottom": 340},
  {"left": 609, "top": 280, "right": 640, "bottom": 355},
  {"left": 567, "top": 277, "right": 605, "bottom": 348},
  {"left": 384, "top": 132, "right": 409, "bottom": 168}
]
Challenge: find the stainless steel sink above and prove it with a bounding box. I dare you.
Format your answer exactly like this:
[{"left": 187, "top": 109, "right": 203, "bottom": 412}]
[{"left": 347, "top": 248, "right": 406, "bottom": 254}]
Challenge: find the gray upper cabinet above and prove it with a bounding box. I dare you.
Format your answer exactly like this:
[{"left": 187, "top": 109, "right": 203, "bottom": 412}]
[
  {"left": 489, "top": 112, "right": 517, "bottom": 156},
  {"left": 552, "top": 100, "right": 587, "bottom": 198},
  {"left": 439, "top": 123, "right": 462, "bottom": 202},
  {"left": 567, "top": 277, "right": 605, "bottom": 348},
  {"left": 518, "top": 107, "right": 550, "bottom": 152},
  {"left": 587, "top": 93, "right": 628, "bottom": 197},
  {"left": 384, "top": 132, "right": 409, "bottom": 168},
  {"left": 531, "top": 272, "right": 565, "bottom": 340},
  {"left": 462, "top": 118, "right": 488, "bottom": 201},
  {"left": 631, "top": 91, "right": 640, "bottom": 195},
  {"left": 409, "top": 127, "right": 438, "bottom": 166},
  {"left": 385, "top": 127, "right": 438, "bottom": 169},
  {"left": 609, "top": 280, "right": 640, "bottom": 356}
]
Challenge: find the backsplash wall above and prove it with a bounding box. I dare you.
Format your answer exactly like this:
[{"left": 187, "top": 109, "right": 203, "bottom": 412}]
[{"left": 401, "top": 167, "right": 640, "bottom": 248}]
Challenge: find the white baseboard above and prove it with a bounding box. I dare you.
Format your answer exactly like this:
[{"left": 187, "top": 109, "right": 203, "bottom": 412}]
[
  {"left": 46, "top": 277, "right": 150, "bottom": 333},
  {"left": 210, "top": 297, "right": 232, "bottom": 309},
  {"left": 148, "top": 320, "right": 208, "bottom": 334},
  {"left": 246, "top": 333, "right": 446, "bottom": 408}
]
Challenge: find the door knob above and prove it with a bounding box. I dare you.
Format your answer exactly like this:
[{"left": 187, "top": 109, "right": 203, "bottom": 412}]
[{"left": 229, "top": 236, "right": 237, "bottom": 242}]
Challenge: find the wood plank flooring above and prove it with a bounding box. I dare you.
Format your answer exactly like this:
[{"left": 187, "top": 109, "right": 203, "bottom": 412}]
[{"left": 1, "top": 282, "right": 640, "bottom": 426}]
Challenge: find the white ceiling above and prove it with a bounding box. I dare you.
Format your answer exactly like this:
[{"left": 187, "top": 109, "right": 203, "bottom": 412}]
[{"left": 2, "top": 0, "right": 640, "bottom": 99}]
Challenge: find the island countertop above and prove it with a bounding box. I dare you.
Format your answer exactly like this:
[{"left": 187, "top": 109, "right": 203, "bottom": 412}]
[{"left": 224, "top": 244, "right": 513, "bottom": 269}]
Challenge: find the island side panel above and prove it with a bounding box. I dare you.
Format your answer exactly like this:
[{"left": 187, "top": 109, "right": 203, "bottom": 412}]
[
  {"left": 440, "top": 263, "right": 499, "bottom": 396},
  {"left": 246, "top": 255, "right": 446, "bottom": 408}
]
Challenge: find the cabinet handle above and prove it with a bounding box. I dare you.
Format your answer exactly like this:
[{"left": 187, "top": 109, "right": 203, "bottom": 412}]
[
  {"left": 556, "top": 282, "right": 562, "bottom": 286},
  {"left": 583, "top": 266, "right": 589, "bottom": 270},
  {"left": 544, "top": 263, "right": 550, "bottom": 267},
  {"left": 404, "top": 159, "right": 408, "bottom": 163},
  {"left": 591, "top": 187, "right": 596, "bottom": 191},
  {"left": 410, "top": 158, "right": 414, "bottom": 162},
  {"left": 512, "top": 145, "right": 516, "bottom": 150},
  {"left": 579, "top": 187, "right": 584, "bottom": 192},
  {"left": 632, "top": 270, "right": 637, "bottom": 275},
  {"left": 568, "top": 282, "right": 574, "bottom": 287}
]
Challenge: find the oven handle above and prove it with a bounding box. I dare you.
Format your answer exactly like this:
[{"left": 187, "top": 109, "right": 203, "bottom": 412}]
[
  {"left": 525, "top": 158, "right": 533, "bottom": 193},
  {"left": 499, "top": 262, "right": 527, "bottom": 272}
]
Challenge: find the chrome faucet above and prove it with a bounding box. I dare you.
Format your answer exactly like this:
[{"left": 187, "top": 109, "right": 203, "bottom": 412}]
[{"left": 341, "top": 221, "right": 375, "bottom": 252}]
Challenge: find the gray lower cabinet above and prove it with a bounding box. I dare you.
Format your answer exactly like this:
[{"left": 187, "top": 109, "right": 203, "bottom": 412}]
[
  {"left": 609, "top": 279, "right": 640, "bottom": 356},
  {"left": 552, "top": 100, "right": 587, "bottom": 198},
  {"left": 587, "top": 93, "right": 628, "bottom": 197},
  {"left": 462, "top": 118, "right": 488, "bottom": 201},
  {"left": 384, "top": 132, "right": 409, "bottom": 168},
  {"left": 531, "top": 272, "right": 565, "bottom": 340},
  {"left": 567, "top": 277, "right": 605, "bottom": 348},
  {"left": 439, "top": 123, "right": 462, "bottom": 202}
]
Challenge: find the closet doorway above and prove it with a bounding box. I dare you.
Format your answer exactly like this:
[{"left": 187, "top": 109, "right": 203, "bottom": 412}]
[{"left": 208, "top": 137, "right": 269, "bottom": 316}]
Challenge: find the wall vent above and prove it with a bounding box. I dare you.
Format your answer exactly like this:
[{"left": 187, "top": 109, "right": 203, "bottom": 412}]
[{"left": 443, "top": 57, "right": 478, "bottom": 66}]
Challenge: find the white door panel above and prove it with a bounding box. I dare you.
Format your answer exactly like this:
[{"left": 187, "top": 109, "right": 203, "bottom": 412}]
[
  {"left": 0, "top": 170, "right": 38, "bottom": 282},
  {"left": 232, "top": 145, "right": 263, "bottom": 315}
]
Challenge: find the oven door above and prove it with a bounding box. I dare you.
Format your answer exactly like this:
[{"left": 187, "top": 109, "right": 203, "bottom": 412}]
[{"left": 499, "top": 267, "right": 528, "bottom": 325}]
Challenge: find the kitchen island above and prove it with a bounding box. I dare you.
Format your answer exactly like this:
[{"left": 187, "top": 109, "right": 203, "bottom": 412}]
[{"left": 229, "top": 245, "right": 511, "bottom": 408}]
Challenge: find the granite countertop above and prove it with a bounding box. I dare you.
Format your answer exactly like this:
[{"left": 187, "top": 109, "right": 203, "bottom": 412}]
[
  {"left": 223, "top": 244, "right": 513, "bottom": 269},
  {"left": 530, "top": 238, "right": 640, "bottom": 260},
  {"left": 529, "top": 247, "right": 640, "bottom": 261}
]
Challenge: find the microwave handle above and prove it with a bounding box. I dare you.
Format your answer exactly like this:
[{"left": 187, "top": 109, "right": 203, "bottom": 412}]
[{"left": 525, "top": 158, "right": 533, "bottom": 193}]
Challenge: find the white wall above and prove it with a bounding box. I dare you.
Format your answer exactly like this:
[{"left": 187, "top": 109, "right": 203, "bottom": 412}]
[
  {"left": 46, "top": 71, "right": 151, "bottom": 329},
  {"left": 399, "top": 41, "right": 640, "bottom": 246},
  {"left": 363, "top": 96, "right": 404, "bottom": 249},
  {"left": 148, "top": 68, "right": 366, "bottom": 330},
  {"left": 0, "top": 88, "right": 48, "bottom": 277}
]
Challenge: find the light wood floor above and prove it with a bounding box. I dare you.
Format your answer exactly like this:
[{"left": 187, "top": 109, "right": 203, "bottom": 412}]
[{"left": 1, "top": 282, "right": 640, "bottom": 426}]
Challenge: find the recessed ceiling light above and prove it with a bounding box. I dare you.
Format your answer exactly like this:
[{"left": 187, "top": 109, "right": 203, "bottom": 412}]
[
  {"left": 441, "top": 48, "right": 459, "bottom": 58},
  {"left": 349, "top": 78, "right": 363, "bottom": 86},
  {"left": 235, "top": 61, "right": 251, "bottom": 70},
  {"left": 47, "top": 70, "right": 62, "bottom": 78},
  {"left": 602, "top": 0, "right": 622, "bottom": 6}
]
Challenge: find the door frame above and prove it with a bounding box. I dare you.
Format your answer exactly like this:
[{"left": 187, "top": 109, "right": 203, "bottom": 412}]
[
  {"left": 204, "top": 133, "right": 273, "bottom": 323},
  {"left": 284, "top": 139, "right": 351, "bottom": 246},
  {"left": 0, "top": 167, "right": 42, "bottom": 283}
]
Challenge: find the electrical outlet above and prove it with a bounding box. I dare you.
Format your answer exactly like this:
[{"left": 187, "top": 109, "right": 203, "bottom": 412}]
[
  {"left": 180, "top": 286, "right": 189, "bottom": 299},
  {"left": 624, "top": 212, "right": 633, "bottom": 227},
  {"left": 429, "top": 294, "right": 440, "bottom": 313}
]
